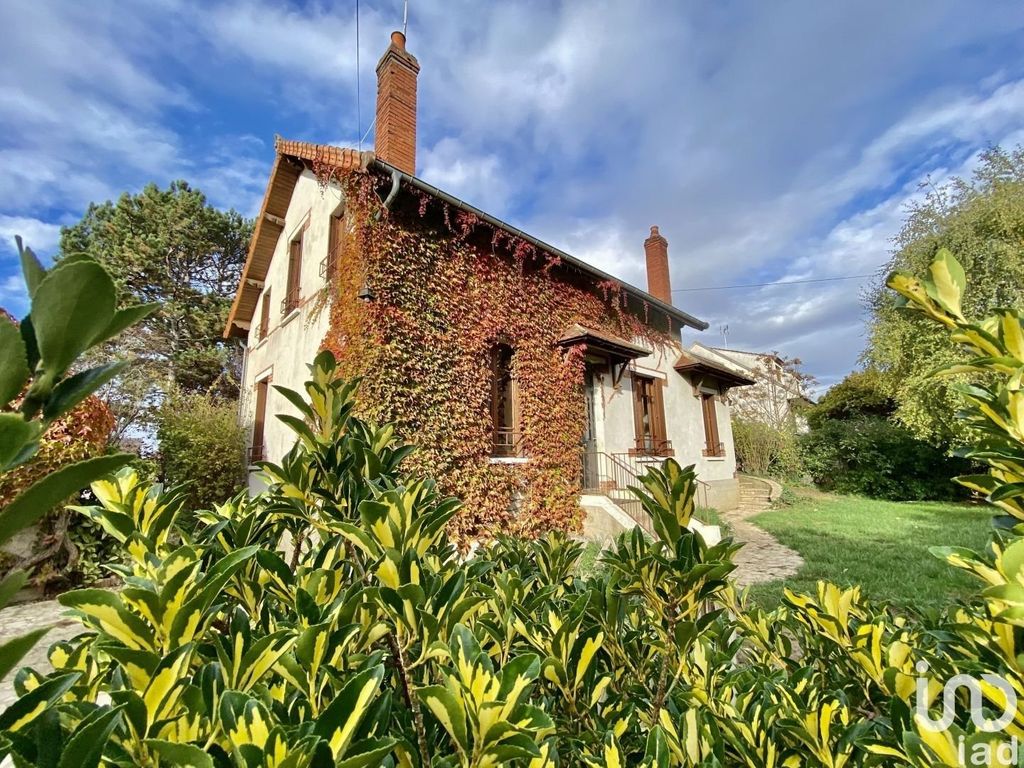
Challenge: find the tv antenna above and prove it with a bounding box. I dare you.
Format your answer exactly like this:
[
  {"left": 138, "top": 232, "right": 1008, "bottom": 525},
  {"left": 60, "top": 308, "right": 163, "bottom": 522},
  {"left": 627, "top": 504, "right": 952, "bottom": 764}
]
[{"left": 720, "top": 324, "right": 730, "bottom": 348}]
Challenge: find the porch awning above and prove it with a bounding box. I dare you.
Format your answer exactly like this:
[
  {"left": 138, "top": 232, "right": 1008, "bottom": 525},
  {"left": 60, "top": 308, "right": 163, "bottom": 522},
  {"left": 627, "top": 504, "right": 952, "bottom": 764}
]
[
  {"left": 557, "top": 324, "right": 651, "bottom": 363},
  {"left": 674, "top": 351, "right": 755, "bottom": 388}
]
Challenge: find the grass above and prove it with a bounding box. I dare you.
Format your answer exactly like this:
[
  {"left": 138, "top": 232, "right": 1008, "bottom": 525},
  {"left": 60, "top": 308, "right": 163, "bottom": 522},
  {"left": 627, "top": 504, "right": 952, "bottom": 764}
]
[{"left": 746, "top": 488, "right": 992, "bottom": 610}]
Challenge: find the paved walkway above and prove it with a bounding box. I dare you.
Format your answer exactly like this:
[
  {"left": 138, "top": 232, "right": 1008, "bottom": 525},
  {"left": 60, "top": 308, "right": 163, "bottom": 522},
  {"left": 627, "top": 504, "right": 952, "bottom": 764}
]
[
  {"left": 0, "top": 599, "right": 82, "bottom": 708},
  {"left": 722, "top": 476, "right": 803, "bottom": 587}
]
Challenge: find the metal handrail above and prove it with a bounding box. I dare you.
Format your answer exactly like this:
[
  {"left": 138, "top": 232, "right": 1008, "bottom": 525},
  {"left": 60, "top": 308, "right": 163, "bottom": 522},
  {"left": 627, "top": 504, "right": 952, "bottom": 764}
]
[
  {"left": 319, "top": 238, "right": 345, "bottom": 280},
  {"left": 581, "top": 448, "right": 714, "bottom": 529}
]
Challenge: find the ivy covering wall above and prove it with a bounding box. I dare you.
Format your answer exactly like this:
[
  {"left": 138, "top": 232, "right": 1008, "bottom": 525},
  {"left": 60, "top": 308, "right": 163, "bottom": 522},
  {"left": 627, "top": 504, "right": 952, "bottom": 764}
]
[{"left": 321, "top": 172, "right": 673, "bottom": 540}]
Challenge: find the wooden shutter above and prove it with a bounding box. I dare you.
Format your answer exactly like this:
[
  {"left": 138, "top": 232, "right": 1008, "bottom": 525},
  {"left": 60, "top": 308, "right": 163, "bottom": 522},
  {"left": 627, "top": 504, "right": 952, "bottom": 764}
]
[
  {"left": 631, "top": 375, "right": 644, "bottom": 451},
  {"left": 252, "top": 379, "right": 270, "bottom": 460},
  {"left": 702, "top": 393, "right": 721, "bottom": 456},
  {"left": 286, "top": 234, "right": 302, "bottom": 311},
  {"left": 652, "top": 379, "right": 668, "bottom": 453},
  {"left": 326, "top": 215, "right": 343, "bottom": 279},
  {"left": 259, "top": 288, "right": 271, "bottom": 340}
]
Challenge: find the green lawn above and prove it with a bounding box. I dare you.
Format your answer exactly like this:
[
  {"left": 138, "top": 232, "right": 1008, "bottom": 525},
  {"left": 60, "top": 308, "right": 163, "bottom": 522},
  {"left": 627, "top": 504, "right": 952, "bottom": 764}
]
[{"left": 747, "top": 489, "right": 993, "bottom": 610}]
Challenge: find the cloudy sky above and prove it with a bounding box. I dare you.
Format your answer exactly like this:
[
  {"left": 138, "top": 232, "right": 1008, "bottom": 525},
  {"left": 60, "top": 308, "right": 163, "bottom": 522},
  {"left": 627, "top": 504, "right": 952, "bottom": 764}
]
[{"left": 2, "top": 1, "right": 1023, "bottom": 388}]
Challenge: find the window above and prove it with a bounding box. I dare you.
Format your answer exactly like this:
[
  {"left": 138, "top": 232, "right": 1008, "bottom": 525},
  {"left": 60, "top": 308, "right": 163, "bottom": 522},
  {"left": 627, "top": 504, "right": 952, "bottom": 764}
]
[
  {"left": 632, "top": 374, "right": 670, "bottom": 456},
  {"left": 490, "top": 344, "right": 521, "bottom": 457},
  {"left": 321, "top": 213, "right": 344, "bottom": 280},
  {"left": 251, "top": 377, "right": 270, "bottom": 462},
  {"left": 282, "top": 233, "right": 302, "bottom": 315},
  {"left": 701, "top": 392, "right": 725, "bottom": 457},
  {"left": 258, "top": 288, "right": 271, "bottom": 340}
]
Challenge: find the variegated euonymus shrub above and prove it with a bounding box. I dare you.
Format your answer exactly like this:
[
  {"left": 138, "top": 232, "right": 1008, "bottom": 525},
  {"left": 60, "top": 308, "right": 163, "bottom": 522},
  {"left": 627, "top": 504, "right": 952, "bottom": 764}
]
[{"left": 2, "top": 247, "right": 1024, "bottom": 767}]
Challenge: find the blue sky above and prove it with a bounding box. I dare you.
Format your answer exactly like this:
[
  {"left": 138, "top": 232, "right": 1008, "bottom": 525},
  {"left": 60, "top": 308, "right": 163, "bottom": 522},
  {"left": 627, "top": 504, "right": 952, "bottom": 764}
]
[{"left": 2, "top": 1, "right": 1023, "bottom": 388}]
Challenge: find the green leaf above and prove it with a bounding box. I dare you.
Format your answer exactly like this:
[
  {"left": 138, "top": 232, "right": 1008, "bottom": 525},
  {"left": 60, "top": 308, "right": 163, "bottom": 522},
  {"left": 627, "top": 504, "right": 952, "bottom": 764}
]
[
  {"left": 990, "top": 482, "right": 1024, "bottom": 503},
  {"left": 0, "top": 570, "right": 28, "bottom": 611},
  {"left": 925, "top": 248, "right": 967, "bottom": 319},
  {"left": 314, "top": 665, "right": 386, "bottom": 759},
  {"left": 31, "top": 260, "right": 116, "bottom": 377},
  {"left": 0, "top": 671, "right": 79, "bottom": 731},
  {"left": 0, "top": 627, "right": 51, "bottom": 682},
  {"left": 59, "top": 589, "right": 156, "bottom": 651},
  {"left": 57, "top": 705, "right": 123, "bottom": 768},
  {"left": 0, "top": 453, "right": 132, "bottom": 546},
  {"left": 272, "top": 385, "right": 315, "bottom": 421},
  {"left": 91, "top": 303, "right": 160, "bottom": 347},
  {"left": 335, "top": 737, "right": 398, "bottom": 768},
  {"left": 417, "top": 684, "right": 468, "bottom": 753},
  {"left": 0, "top": 414, "right": 40, "bottom": 471},
  {"left": 143, "top": 740, "right": 214, "bottom": 768},
  {"left": 17, "top": 236, "right": 46, "bottom": 299},
  {"left": 42, "top": 361, "right": 129, "bottom": 421},
  {"left": 0, "top": 315, "right": 29, "bottom": 407}
]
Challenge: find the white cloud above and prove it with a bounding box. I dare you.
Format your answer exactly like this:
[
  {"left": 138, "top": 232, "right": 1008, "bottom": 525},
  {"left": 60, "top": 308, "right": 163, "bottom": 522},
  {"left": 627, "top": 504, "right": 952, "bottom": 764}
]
[{"left": 0, "top": 216, "right": 62, "bottom": 257}]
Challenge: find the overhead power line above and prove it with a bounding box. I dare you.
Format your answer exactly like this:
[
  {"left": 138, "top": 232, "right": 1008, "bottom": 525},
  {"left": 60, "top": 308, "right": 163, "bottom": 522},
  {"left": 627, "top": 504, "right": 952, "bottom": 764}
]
[{"left": 673, "top": 273, "right": 876, "bottom": 293}]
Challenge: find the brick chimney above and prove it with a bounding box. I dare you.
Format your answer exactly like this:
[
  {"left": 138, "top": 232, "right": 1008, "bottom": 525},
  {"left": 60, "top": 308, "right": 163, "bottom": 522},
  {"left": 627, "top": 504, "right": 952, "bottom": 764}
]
[
  {"left": 644, "top": 226, "right": 672, "bottom": 305},
  {"left": 375, "top": 30, "right": 420, "bottom": 175}
]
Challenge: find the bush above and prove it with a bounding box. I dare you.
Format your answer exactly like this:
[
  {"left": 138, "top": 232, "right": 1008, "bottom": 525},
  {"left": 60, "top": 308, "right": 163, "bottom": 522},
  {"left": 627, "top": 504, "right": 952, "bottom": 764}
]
[
  {"left": 2, "top": 250, "right": 1024, "bottom": 767},
  {"left": 156, "top": 388, "right": 246, "bottom": 511},
  {"left": 731, "top": 417, "right": 803, "bottom": 478},
  {"left": 799, "top": 415, "right": 970, "bottom": 500}
]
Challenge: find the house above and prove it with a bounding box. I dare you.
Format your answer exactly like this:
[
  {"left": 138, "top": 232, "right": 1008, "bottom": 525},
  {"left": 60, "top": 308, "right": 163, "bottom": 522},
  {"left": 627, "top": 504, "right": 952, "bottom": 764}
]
[
  {"left": 691, "top": 344, "right": 813, "bottom": 432},
  {"left": 224, "top": 31, "right": 753, "bottom": 540}
]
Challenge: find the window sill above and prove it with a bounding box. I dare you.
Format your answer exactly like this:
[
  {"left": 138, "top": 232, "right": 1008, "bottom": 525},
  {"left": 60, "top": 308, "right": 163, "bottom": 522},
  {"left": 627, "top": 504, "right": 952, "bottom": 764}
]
[
  {"left": 489, "top": 457, "right": 529, "bottom": 465},
  {"left": 280, "top": 307, "right": 301, "bottom": 328},
  {"left": 252, "top": 337, "right": 268, "bottom": 351},
  {"left": 704, "top": 455, "right": 727, "bottom": 461}
]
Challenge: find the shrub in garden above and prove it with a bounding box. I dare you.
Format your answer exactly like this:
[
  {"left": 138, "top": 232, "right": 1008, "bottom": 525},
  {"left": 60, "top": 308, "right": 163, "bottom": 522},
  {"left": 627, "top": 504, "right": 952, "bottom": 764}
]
[
  {"left": 156, "top": 387, "right": 246, "bottom": 512},
  {"left": 798, "top": 415, "right": 971, "bottom": 500},
  {"left": 1, "top": 247, "right": 1024, "bottom": 766},
  {"left": 0, "top": 238, "right": 157, "bottom": 686},
  {"left": 731, "top": 416, "right": 804, "bottom": 479}
]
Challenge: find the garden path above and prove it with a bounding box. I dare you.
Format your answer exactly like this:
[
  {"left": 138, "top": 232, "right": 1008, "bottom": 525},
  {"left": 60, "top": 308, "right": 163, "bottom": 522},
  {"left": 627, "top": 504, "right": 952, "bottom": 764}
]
[{"left": 723, "top": 476, "right": 803, "bottom": 587}]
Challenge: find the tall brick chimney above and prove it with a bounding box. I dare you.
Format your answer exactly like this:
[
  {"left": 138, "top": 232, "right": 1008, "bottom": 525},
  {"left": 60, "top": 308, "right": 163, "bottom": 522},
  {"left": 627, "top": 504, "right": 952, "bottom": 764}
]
[
  {"left": 375, "top": 30, "right": 420, "bottom": 175},
  {"left": 644, "top": 226, "right": 672, "bottom": 305}
]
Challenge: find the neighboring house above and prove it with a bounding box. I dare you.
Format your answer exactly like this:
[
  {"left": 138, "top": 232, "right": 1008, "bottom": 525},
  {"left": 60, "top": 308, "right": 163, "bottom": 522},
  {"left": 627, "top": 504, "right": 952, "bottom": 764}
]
[
  {"left": 224, "top": 31, "right": 753, "bottom": 540},
  {"left": 693, "top": 344, "right": 813, "bottom": 432}
]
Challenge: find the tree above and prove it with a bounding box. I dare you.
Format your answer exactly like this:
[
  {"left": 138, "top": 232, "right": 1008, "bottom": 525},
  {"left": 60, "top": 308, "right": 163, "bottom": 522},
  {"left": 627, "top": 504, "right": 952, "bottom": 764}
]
[
  {"left": 727, "top": 352, "right": 815, "bottom": 431},
  {"left": 59, "top": 181, "right": 252, "bottom": 439},
  {"left": 805, "top": 367, "right": 894, "bottom": 429},
  {"left": 865, "top": 145, "right": 1024, "bottom": 443},
  {"left": 156, "top": 387, "right": 247, "bottom": 512}
]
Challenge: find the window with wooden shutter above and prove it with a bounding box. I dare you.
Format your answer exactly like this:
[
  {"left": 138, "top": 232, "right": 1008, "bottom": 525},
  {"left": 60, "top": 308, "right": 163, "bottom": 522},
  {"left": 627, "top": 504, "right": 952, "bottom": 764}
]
[
  {"left": 490, "top": 344, "right": 521, "bottom": 457},
  {"left": 250, "top": 377, "right": 270, "bottom": 462},
  {"left": 701, "top": 392, "right": 724, "bottom": 457},
  {"left": 632, "top": 374, "right": 671, "bottom": 456},
  {"left": 322, "top": 214, "right": 344, "bottom": 280},
  {"left": 258, "top": 288, "right": 271, "bottom": 340},
  {"left": 283, "top": 233, "right": 302, "bottom": 314}
]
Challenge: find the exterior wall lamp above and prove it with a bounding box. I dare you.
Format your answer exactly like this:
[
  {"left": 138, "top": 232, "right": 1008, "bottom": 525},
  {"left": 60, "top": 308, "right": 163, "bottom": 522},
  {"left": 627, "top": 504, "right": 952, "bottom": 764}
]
[{"left": 357, "top": 280, "right": 376, "bottom": 302}]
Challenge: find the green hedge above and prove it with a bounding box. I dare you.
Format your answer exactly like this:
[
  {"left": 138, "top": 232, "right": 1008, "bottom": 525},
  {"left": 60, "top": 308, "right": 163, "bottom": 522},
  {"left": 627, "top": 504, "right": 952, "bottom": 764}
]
[
  {"left": 799, "top": 415, "right": 970, "bottom": 500},
  {"left": 156, "top": 388, "right": 246, "bottom": 511}
]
